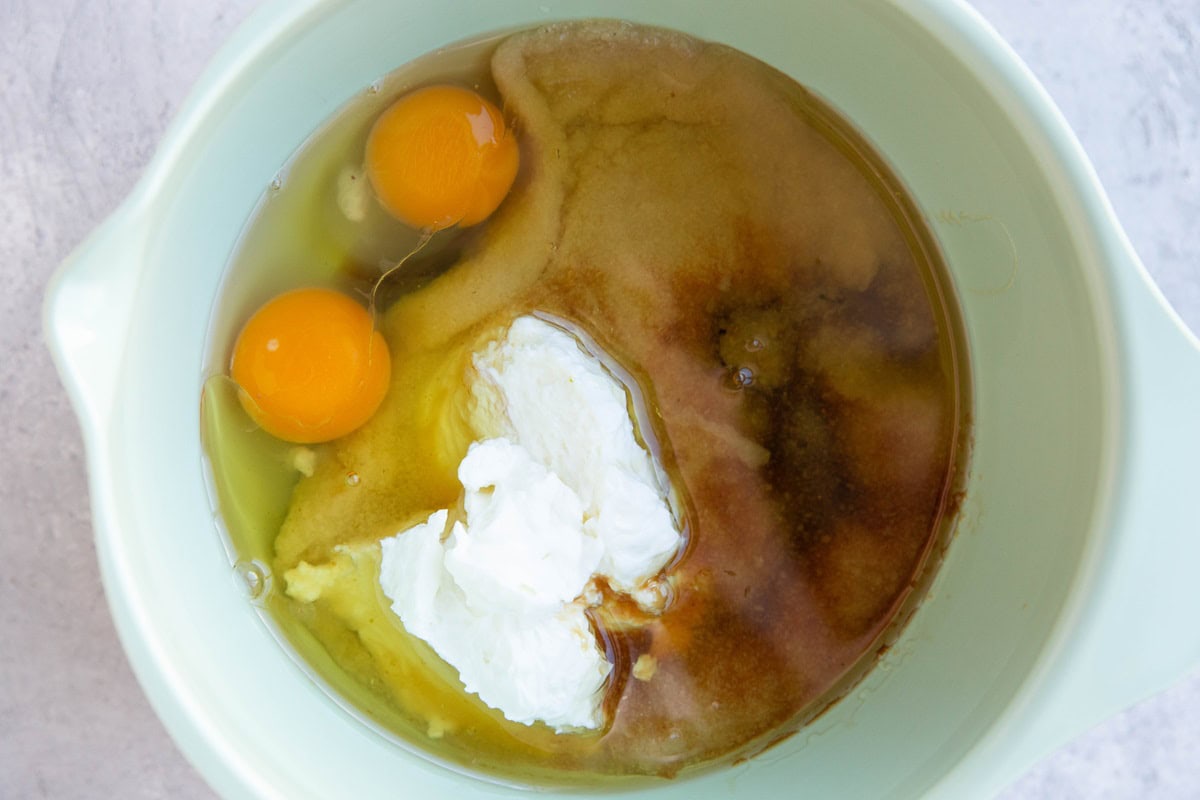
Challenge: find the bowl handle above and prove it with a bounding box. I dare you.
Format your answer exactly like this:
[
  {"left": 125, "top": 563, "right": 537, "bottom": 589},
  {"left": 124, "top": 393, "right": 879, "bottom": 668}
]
[
  {"left": 990, "top": 241, "right": 1200, "bottom": 782},
  {"left": 43, "top": 204, "right": 147, "bottom": 438},
  {"left": 1085, "top": 240, "right": 1200, "bottom": 705}
]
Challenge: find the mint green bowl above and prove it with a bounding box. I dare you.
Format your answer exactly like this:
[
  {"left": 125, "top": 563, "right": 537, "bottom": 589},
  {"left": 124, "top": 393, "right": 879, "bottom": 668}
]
[{"left": 43, "top": 0, "right": 1200, "bottom": 797}]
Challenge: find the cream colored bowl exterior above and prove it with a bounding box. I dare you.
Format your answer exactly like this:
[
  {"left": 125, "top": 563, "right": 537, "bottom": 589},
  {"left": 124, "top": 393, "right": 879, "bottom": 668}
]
[{"left": 43, "top": 0, "right": 1200, "bottom": 798}]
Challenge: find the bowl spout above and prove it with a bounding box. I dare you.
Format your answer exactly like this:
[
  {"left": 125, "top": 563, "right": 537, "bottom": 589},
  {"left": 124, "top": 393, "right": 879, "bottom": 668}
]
[{"left": 44, "top": 204, "right": 147, "bottom": 438}]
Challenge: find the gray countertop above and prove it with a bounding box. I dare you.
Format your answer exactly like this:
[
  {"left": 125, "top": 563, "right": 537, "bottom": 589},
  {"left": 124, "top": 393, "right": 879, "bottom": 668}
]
[{"left": 2, "top": 0, "right": 1197, "bottom": 797}]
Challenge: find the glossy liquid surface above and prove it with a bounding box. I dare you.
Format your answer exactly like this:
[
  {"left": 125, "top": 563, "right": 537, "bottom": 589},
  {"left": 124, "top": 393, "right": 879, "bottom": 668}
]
[{"left": 202, "top": 20, "right": 970, "bottom": 787}]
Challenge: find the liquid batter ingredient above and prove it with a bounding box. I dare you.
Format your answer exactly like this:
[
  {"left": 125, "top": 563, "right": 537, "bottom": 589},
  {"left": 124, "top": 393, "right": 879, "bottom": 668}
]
[{"left": 258, "top": 19, "right": 966, "bottom": 784}]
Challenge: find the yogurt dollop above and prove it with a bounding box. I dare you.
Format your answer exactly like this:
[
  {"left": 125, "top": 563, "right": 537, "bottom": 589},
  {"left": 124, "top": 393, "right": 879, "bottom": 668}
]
[{"left": 379, "top": 316, "right": 682, "bottom": 730}]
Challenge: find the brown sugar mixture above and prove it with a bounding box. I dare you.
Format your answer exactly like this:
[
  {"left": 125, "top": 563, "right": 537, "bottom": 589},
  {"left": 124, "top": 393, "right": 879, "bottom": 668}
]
[{"left": 209, "top": 19, "right": 969, "bottom": 788}]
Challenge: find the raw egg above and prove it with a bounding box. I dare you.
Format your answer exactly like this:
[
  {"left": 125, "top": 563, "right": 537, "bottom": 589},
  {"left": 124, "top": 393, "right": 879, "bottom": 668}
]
[
  {"left": 365, "top": 84, "right": 519, "bottom": 231},
  {"left": 230, "top": 288, "right": 390, "bottom": 444}
]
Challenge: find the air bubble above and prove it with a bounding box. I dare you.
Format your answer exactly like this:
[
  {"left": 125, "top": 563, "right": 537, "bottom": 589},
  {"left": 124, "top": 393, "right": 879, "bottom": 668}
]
[
  {"left": 746, "top": 338, "right": 764, "bottom": 352},
  {"left": 269, "top": 175, "right": 282, "bottom": 193},
  {"left": 722, "top": 366, "right": 755, "bottom": 391},
  {"left": 367, "top": 81, "right": 381, "bottom": 95},
  {"left": 234, "top": 560, "right": 272, "bottom": 602},
  {"left": 346, "top": 471, "right": 361, "bottom": 487}
]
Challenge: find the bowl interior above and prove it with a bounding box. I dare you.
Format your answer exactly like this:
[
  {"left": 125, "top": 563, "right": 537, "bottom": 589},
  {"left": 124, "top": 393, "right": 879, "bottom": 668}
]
[{"left": 101, "top": 0, "right": 1115, "bottom": 796}]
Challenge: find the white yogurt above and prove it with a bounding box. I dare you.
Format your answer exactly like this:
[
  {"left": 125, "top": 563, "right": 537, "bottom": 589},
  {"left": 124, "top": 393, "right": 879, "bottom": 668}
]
[{"left": 379, "top": 316, "right": 682, "bottom": 730}]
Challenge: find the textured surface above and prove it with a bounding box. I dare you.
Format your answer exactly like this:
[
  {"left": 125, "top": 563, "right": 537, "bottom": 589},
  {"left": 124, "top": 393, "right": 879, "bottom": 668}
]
[{"left": 1, "top": 0, "right": 1196, "bottom": 797}]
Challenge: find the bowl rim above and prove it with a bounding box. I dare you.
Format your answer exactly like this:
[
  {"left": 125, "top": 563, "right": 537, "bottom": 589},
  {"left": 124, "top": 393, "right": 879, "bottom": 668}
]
[{"left": 42, "top": 0, "right": 1200, "bottom": 798}]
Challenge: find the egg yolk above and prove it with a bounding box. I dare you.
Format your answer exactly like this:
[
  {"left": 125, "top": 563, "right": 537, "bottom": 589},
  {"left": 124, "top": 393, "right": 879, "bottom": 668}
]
[
  {"left": 230, "top": 288, "right": 390, "bottom": 444},
  {"left": 365, "top": 84, "right": 520, "bottom": 231}
]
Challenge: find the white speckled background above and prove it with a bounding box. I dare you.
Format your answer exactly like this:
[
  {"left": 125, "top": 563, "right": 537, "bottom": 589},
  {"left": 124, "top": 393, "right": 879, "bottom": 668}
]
[{"left": 1, "top": 0, "right": 1196, "bottom": 797}]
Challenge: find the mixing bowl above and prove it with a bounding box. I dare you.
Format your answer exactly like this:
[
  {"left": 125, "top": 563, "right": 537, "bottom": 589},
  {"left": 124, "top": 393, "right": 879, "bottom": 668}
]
[{"left": 43, "top": 0, "right": 1200, "bottom": 797}]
